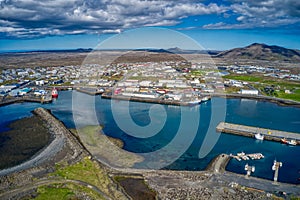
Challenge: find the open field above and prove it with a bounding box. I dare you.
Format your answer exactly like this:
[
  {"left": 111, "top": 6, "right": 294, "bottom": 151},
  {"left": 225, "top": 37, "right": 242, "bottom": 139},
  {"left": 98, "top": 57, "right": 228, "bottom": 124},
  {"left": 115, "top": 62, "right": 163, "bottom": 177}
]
[{"left": 224, "top": 74, "right": 300, "bottom": 101}]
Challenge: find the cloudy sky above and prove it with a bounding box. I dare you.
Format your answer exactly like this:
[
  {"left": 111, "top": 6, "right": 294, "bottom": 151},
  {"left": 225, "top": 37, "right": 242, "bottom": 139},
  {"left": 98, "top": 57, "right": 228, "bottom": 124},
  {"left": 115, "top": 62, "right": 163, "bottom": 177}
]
[{"left": 0, "top": 0, "right": 299, "bottom": 51}]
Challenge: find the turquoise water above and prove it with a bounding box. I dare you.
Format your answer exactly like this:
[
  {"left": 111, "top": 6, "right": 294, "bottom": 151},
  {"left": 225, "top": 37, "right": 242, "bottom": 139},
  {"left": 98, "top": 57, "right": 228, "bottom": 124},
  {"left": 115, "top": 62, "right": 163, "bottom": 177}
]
[{"left": 0, "top": 91, "right": 299, "bottom": 184}]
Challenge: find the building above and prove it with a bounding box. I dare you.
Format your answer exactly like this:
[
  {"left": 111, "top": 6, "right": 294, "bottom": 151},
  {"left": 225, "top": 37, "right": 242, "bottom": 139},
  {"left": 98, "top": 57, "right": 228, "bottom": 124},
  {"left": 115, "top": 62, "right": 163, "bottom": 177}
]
[{"left": 240, "top": 89, "right": 259, "bottom": 95}]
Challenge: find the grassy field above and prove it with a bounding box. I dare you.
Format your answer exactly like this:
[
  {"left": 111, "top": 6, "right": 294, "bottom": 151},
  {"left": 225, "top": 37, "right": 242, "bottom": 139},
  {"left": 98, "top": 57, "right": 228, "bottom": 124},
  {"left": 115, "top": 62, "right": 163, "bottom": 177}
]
[
  {"left": 35, "top": 185, "right": 75, "bottom": 200},
  {"left": 223, "top": 74, "right": 264, "bottom": 82},
  {"left": 44, "top": 157, "right": 127, "bottom": 199},
  {"left": 276, "top": 89, "right": 300, "bottom": 102},
  {"left": 224, "top": 74, "right": 300, "bottom": 102}
]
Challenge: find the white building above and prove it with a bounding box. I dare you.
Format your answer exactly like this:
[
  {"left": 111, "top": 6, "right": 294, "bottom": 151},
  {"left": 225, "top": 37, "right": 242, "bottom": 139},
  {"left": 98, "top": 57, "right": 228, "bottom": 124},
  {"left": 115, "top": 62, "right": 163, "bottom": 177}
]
[{"left": 240, "top": 89, "right": 259, "bottom": 95}]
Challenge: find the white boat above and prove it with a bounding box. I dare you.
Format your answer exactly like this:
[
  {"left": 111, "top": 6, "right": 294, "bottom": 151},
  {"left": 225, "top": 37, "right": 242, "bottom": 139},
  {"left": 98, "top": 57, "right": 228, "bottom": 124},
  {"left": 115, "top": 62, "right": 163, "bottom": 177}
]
[
  {"left": 201, "top": 96, "right": 211, "bottom": 102},
  {"left": 255, "top": 133, "right": 264, "bottom": 140},
  {"left": 288, "top": 140, "right": 297, "bottom": 146},
  {"left": 188, "top": 99, "right": 202, "bottom": 105}
]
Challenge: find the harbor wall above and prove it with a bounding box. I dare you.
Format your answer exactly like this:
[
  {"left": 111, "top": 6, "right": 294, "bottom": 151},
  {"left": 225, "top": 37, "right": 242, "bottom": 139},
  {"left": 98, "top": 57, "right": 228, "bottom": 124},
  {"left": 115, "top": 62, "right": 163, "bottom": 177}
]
[{"left": 216, "top": 122, "right": 300, "bottom": 144}]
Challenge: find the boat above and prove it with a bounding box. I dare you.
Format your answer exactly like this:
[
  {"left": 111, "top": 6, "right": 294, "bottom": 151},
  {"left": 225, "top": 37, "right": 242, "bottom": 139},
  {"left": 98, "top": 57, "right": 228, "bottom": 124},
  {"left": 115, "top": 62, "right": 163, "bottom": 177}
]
[
  {"left": 281, "top": 138, "right": 297, "bottom": 146},
  {"left": 51, "top": 87, "right": 58, "bottom": 98},
  {"left": 288, "top": 140, "right": 297, "bottom": 146},
  {"left": 281, "top": 138, "right": 288, "bottom": 144},
  {"left": 255, "top": 133, "right": 264, "bottom": 140},
  {"left": 201, "top": 96, "right": 211, "bottom": 102},
  {"left": 237, "top": 152, "right": 245, "bottom": 157},
  {"left": 188, "top": 99, "right": 202, "bottom": 106}
]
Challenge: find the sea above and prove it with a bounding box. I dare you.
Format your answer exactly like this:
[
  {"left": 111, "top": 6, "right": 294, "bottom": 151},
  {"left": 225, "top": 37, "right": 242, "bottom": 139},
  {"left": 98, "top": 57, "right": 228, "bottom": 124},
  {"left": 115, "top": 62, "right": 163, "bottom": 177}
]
[{"left": 0, "top": 90, "right": 299, "bottom": 184}]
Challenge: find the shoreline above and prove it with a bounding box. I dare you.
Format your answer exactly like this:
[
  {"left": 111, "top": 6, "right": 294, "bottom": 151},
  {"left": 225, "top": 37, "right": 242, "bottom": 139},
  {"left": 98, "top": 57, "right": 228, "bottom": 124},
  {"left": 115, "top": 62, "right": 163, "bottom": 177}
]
[
  {"left": 101, "top": 92, "right": 300, "bottom": 108},
  {"left": 1, "top": 89, "right": 300, "bottom": 109},
  {"left": 211, "top": 93, "right": 300, "bottom": 108}
]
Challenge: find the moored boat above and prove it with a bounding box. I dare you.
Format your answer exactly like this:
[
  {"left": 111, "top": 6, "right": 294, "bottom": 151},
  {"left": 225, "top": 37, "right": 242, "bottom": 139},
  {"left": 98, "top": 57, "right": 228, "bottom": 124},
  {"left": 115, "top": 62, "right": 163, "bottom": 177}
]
[
  {"left": 188, "top": 99, "right": 202, "bottom": 106},
  {"left": 255, "top": 133, "right": 264, "bottom": 140},
  {"left": 288, "top": 140, "right": 297, "bottom": 146},
  {"left": 51, "top": 87, "right": 58, "bottom": 98},
  {"left": 201, "top": 96, "right": 211, "bottom": 102},
  {"left": 281, "top": 138, "right": 297, "bottom": 146}
]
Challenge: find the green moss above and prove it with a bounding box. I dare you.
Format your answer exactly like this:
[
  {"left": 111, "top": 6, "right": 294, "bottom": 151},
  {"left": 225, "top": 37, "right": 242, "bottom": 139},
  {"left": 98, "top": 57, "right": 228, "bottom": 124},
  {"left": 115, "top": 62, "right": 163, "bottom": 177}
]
[
  {"left": 35, "top": 186, "right": 75, "bottom": 200},
  {"left": 54, "top": 157, "right": 111, "bottom": 189},
  {"left": 52, "top": 157, "right": 126, "bottom": 199}
]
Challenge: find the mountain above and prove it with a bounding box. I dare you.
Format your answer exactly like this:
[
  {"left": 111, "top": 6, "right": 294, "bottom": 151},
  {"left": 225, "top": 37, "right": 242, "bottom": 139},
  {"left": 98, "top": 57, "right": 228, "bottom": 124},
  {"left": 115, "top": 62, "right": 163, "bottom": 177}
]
[{"left": 215, "top": 43, "right": 300, "bottom": 62}]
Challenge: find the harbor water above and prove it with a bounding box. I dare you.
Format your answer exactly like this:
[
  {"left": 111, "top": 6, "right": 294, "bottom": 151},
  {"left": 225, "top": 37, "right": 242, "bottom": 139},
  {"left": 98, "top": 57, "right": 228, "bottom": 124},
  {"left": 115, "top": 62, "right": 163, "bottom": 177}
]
[{"left": 0, "top": 91, "right": 299, "bottom": 184}]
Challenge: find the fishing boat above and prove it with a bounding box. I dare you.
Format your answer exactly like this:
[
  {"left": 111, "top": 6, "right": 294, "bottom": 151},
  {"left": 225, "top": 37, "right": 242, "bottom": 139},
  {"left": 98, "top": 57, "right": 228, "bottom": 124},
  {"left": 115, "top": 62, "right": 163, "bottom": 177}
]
[
  {"left": 255, "top": 133, "right": 264, "bottom": 140},
  {"left": 201, "top": 96, "right": 211, "bottom": 102},
  {"left": 288, "top": 140, "right": 297, "bottom": 146},
  {"left": 188, "top": 99, "right": 202, "bottom": 106},
  {"left": 281, "top": 138, "right": 297, "bottom": 146},
  {"left": 51, "top": 87, "right": 58, "bottom": 98}
]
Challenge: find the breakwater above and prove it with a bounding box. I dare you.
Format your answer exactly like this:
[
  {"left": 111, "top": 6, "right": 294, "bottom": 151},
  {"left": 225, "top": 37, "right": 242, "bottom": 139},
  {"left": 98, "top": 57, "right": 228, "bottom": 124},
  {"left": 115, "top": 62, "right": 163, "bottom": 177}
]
[
  {"left": 216, "top": 122, "right": 300, "bottom": 144},
  {"left": 0, "top": 96, "right": 52, "bottom": 107}
]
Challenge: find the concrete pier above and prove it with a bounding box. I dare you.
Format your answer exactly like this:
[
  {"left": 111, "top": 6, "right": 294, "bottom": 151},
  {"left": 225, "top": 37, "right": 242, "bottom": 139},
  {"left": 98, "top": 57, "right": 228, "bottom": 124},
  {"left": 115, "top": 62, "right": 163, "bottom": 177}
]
[
  {"left": 272, "top": 160, "right": 283, "bottom": 182},
  {"left": 216, "top": 122, "right": 300, "bottom": 144}
]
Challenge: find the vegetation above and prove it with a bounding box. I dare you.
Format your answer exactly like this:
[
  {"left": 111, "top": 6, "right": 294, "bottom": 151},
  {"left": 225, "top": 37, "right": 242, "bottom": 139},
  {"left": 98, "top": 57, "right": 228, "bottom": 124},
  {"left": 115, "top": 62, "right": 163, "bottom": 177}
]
[
  {"left": 276, "top": 89, "right": 300, "bottom": 102},
  {"left": 35, "top": 182, "right": 105, "bottom": 200},
  {"left": 223, "top": 74, "right": 263, "bottom": 82},
  {"left": 35, "top": 185, "right": 76, "bottom": 200},
  {"left": 47, "top": 157, "right": 127, "bottom": 200},
  {"left": 77, "top": 125, "right": 143, "bottom": 168},
  {"left": 224, "top": 73, "right": 300, "bottom": 102},
  {"left": 54, "top": 158, "right": 110, "bottom": 194}
]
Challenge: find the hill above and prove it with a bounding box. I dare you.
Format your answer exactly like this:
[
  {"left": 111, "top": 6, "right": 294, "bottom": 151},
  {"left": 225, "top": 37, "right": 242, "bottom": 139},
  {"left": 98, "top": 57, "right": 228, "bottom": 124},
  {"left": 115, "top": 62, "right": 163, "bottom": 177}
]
[{"left": 215, "top": 43, "right": 300, "bottom": 62}]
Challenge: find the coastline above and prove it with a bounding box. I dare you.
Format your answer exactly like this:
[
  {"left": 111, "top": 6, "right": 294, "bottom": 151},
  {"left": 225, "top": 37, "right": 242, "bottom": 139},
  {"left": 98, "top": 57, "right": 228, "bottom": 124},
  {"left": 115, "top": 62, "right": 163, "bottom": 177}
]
[
  {"left": 102, "top": 92, "right": 300, "bottom": 108},
  {"left": 211, "top": 93, "right": 300, "bottom": 108},
  {"left": 1, "top": 88, "right": 300, "bottom": 109}
]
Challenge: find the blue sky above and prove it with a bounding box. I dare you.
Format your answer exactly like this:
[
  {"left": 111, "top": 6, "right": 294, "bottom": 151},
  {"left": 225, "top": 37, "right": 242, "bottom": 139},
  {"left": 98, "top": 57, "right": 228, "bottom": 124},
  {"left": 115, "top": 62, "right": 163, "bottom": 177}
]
[{"left": 0, "top": 0, "right": 299, "bottom": 51}]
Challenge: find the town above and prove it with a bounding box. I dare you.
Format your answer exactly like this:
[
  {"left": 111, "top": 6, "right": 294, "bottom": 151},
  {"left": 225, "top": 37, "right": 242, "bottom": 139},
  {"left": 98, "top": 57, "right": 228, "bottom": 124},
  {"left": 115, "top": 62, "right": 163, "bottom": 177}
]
[{"left": 1, "top": 60, "right": 300, "bottom": 105}]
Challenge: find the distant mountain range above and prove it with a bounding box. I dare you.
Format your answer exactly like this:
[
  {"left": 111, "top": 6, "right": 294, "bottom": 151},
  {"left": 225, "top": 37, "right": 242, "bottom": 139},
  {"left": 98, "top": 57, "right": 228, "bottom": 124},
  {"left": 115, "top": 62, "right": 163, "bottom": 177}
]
[
  {"left": 215, "top": 43, "right": 300, "bottom": 62},
  {"left": 2, "top": 43, "right": 299, "bottom": 63},
  {"left": 133, "top": 43, "right": 300, "bottom": 62}
]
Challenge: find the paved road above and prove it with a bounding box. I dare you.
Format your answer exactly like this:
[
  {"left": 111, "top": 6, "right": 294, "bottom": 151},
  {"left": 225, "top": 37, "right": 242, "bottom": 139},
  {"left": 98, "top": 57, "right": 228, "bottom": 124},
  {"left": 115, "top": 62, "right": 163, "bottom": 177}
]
[{"left": 213, "top": 172, "right": 300, "bottom": 196}]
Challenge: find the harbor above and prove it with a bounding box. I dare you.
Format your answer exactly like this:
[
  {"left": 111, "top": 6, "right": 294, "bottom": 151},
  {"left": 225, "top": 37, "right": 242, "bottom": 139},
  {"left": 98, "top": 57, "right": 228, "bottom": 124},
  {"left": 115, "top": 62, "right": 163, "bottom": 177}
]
[{"left": 216, "top": 122, "right": 300, "bottom": 145}]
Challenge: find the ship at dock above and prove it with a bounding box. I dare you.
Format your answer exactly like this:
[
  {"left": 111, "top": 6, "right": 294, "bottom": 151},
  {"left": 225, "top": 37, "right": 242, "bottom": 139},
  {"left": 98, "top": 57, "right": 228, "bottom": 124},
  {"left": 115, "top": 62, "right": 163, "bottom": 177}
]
[
  {"left": 281, "top": 138, "right": 297, "bottom": 146},
  {"left": 255, "top": 133, "right": 264, "bottom": 140},
  {"left": 51, "top": 88, "right": 58, "bottom": 98}
]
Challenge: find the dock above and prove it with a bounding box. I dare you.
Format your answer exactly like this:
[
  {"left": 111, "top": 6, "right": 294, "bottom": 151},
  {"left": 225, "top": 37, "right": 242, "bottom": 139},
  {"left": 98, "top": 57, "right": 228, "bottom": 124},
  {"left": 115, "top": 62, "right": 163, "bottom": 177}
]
[
  {"left": 0, "top": 95, "right": 52, "bottom": 106},
  {"left": 272, "top": 160, "right": 283, "bottom": 182},
  {"left": 216, "top": 122, "right": 300, "bottom": 144}
]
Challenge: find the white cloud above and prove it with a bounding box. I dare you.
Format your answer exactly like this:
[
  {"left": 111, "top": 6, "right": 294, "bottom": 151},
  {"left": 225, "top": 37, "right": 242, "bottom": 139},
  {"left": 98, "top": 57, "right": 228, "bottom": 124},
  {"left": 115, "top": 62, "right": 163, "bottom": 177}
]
[
  {"left": 204, "top": 0, "right": 300, "bottom": 29},
  {"left": 0, "top": 0, "right": 299, "bottom": 38},
  {"left": 0, "top": 0, "right": 227, "bottom": 38}
]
